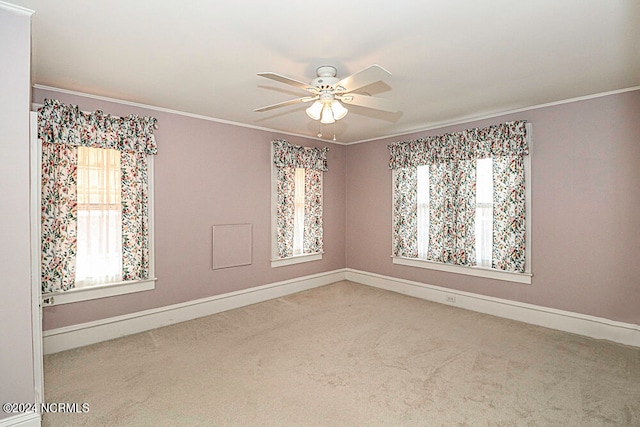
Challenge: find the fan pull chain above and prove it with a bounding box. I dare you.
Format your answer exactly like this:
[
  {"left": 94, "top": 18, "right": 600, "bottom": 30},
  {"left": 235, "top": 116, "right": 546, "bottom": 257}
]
[
  {"left": 317, "top": 121, "right": 322, "bottom": 138},
  {"left": 333, "top": 122, "right": 336, "bottom": 141}
]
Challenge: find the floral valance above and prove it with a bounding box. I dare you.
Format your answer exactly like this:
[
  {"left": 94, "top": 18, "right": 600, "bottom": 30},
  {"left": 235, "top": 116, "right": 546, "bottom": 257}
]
[
  {"left": 388, "top": 120, "right": 528, "bottom": 169},
  {"left": 273, "top": 139, "right": 328, "bottom": 171},
  {"left": 38, "top": 98, "right": 158, "bottom": 155}
]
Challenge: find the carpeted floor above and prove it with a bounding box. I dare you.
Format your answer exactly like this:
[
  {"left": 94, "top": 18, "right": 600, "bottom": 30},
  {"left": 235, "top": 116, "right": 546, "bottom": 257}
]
[{"left": 43, "top": 281, "right": 640, "bottom": 426}]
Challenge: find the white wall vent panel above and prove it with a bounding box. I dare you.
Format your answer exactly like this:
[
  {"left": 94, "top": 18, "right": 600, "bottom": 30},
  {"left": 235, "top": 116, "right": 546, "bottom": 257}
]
[{"left": 212, "top": 224, "right": 252, "bottom": 270}]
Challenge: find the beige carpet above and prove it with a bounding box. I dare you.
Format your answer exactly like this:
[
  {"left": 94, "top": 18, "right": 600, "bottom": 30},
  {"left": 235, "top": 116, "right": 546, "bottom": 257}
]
[{"left": 43, "top": 281, "right": 640, "bottom": 426}]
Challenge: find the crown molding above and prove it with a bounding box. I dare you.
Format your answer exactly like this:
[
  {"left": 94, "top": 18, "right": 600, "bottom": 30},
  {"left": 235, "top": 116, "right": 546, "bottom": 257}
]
[
  {"left": 32, "top": 84, "right": 341, "bottom": 145},
  {"left": 351, "top": 86, "right": 640, "bottom": 145},
  {"left": 33, "top": 84, "right": 639, "bottom": 146}
]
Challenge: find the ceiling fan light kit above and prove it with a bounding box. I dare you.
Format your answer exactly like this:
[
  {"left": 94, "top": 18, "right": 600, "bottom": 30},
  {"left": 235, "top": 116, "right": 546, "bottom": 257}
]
[
  {"left": 307, "top": 98, "right": 348, "bottom": 124},
  {"left": 320, "top": 104, "right": 335, "bottom": 124},
  {"left": 330, "top": 100, "right": 348, "bottom": 120},
  {"left": 305, "top": 100, "right": 323, "bottom": 120},
  {"left": 255, "top": 64, "right": 398, "bottom": 134}
]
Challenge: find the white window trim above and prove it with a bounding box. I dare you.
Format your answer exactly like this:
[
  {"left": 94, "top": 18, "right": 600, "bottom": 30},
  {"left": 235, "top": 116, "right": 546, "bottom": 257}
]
[
  {"left": 270, "top": 143, "right": 323, "bottom": 268},
  {"left": 41, "top": 278, "right": 157, "bottom": 306},
  {"left": 36, "top": 139, "right": 157, "bottom": 306},
  {"left": 391, "top": 123, "right": 533, "bottom": 284},
  {"left": 391, "top": 256, "right": 532, "bottom": 284},
  {"left": 271, "top": 252, "right": 323, "bottom": 268}
]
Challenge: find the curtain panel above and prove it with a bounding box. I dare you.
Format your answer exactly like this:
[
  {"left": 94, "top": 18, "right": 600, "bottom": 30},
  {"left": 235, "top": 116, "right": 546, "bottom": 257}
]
[
  {"left": 303, "top": 169, "right": 324, "bottom": 254},
  {"left": 276, "top": 166, "right": 297, "bottom": 258},
  {"left": 38, "top": 99, "right": 158, "bottom": 293},
  {"left": 388, "top": 120, "right": 528, "bottom": 273},
  {"left": 392, "top": 167, "right": 418, "bottom": 257},
  {"left": 273, "top": 140, "right": 328, "bottom": 259},
  {"left": 120, "top": 151, "right": 151, "bottom": 281},
  {"left": 427, "top": 160, "right": 476, "bottom": 266},
  {"left": 41, "top": 143, "right": 78, "bottom": 293},
  {"left": 492, "top": 156, "right": 526, "bottom": 272}
]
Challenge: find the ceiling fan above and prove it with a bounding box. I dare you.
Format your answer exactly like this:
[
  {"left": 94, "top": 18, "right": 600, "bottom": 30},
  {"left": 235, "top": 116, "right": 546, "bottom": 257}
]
[{"left": 254, "top": 64, "right": 397, "bottom": 125}]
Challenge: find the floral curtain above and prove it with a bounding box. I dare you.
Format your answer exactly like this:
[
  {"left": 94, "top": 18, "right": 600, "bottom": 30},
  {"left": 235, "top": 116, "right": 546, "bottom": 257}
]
[
  {"left": 387, "top": 120, "right": 528, "bottom": 169},
  {"left": 273, "top": 139, "right": 328, "bottom": 171},
  {"left": 38, "top": 98, "right": 157, "bottom": 293},
  {"left": 276, "top": 166, "right": 296, "bottom": 258},
  {"left": 303, "top": 169, "right": 323, "bottom": 254},
  {"left": 121, "top": 151, "right": 151, "bottom": 281},
  {"left": 492, "top": 156, "right": 526, "bottom": 272},
  {"left": 428, "top": 160, "right": 476, "bottom": 266},
  {"left": 388, "top": 120, "right": 528, "bottom": 272},
  {"left": 273, "top": 139, "right": 328, "bottom": 259},
  {"left": 41, "top": 143, "right": 78, "bottom": 293},
  {"left": 392, "top": 167, "right": 418, "bottom": 257},
  {"left": 38, "top": 99, "right": 157, "bottom": 154}
]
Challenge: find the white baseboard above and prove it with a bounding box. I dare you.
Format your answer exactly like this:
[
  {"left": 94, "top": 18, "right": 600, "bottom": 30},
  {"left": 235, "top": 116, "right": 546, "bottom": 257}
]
[
  {"left": 345, "top": 268, "right": 640, "bottom": 348},
  {"left": 0, "top": 412, "right": 40, "bottom": 427},
  {"left": 43, "top": 269, "right": 346, "bottom": 354},
  {"left": 44, "top": 268, "right": 640, "bottom": 354}
]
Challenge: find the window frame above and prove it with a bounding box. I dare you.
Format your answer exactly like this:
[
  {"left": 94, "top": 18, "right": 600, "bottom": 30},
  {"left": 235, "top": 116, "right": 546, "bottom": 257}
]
[
  {"left": 391, "top": 123, "right": 532, "bottom": 285},
  {"left": 38, "top": 146, "right": 157, "bottom": 306},
  {"left": 270, "top": 143, "right": 323, "bottom": 268}
]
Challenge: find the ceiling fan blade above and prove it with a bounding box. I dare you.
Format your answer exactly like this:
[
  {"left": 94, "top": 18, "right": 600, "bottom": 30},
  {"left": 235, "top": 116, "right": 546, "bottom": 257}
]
[
  {"left": 257, "top": 72, "right": 310, "bottom": 90},
  {"left": 334, "top": 64, "right": 392, "bottom": 93},
  {"left": 338, "top": 93, "right": 398, "bottom": 113},
  {"left": 254, "top": 96, "right": 317, "bottom": 112}
]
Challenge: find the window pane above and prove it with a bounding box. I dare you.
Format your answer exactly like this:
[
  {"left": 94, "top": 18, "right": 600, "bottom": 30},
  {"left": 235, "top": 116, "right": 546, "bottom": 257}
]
[
  {"left": 77, "top": 146, "right": 121, "bottom": 205},
  {"left": 416, "top": 165, "right": 429, "bottom": 259},
  {"left": 76, "top": 146, "right": 123, "bottom": 286},
  {"left": 293, "top": 167, "right": 305, "bottom": 255},
  {"left": 475, "top": 158, "right": 493, "bottom": 267}
]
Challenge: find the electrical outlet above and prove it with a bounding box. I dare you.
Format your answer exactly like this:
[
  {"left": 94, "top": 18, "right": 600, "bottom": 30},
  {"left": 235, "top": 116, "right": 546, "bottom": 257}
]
[{"left": 445, "top": 295, "right": 456, "bottom": 303}]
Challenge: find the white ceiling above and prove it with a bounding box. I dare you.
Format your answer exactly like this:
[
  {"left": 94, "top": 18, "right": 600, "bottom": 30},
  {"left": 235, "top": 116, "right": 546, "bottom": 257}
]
[{"left": 12, "top": 0, "right": 640, "bottom": 143}]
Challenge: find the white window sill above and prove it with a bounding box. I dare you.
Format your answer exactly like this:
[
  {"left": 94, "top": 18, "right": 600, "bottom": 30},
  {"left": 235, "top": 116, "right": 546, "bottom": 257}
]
[
  {"left": 41, "top": 278, "right": 157, "bottom": 306},
  {"left": 271, "top": 252, "right": 323, "bottom": 268},
  {"left": 392, "top": 256, "right": 532, "bottom": 284}
]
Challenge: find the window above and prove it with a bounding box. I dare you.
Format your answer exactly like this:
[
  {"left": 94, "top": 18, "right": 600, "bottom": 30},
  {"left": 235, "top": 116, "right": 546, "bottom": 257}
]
[
  {"left": 474, "top": 158, "right": 493, "bottom": 268},
  {"left": 292, "top": 167, "right": 305, "bottom": 256},
  {"left": 38, "top": 98, "right": 158, "bottom": 304},
  {"left": 389, "top": 120, "right": 531, "bottom": 284},
  {"left": 416, "top": 165, "right": 429, "bottom": 258},
  {"left": 75, "top": 146, "right": 123, "bottom": 287},
  {"left": 271, "top": 139, "right": 327, "bottom": 267}
]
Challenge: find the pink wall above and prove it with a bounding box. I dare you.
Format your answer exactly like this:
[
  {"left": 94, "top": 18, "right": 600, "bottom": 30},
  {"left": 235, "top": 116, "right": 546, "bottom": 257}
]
[
  {"left": 0, "top": 4, "right": 35, "bottom": 417},
  {"left": 34, "top": 88, "right": 346, "bottom": 330},
  {"left": 35, "top": 87, "right": 640, "bottom": 331},
  {"left": 346, "top": 90, "right": 640, "bottom": 324}
]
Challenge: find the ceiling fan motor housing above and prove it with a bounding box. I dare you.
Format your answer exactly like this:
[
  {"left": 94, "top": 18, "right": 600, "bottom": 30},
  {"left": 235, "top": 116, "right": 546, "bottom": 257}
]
[{"left": 311, "top": 66, "right": 339, "bottom": 89}]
